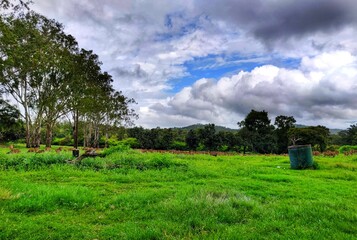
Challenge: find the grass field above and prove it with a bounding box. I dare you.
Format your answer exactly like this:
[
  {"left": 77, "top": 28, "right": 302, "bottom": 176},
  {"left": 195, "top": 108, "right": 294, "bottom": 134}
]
[{"left": 0, "top": 145, "right": 356, "bottom": 239}]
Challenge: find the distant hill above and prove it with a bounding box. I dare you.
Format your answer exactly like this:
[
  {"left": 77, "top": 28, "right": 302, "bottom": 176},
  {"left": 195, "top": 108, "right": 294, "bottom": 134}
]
[
  {"left": 295, "top": 124, "right": 343, "bottom": 134},
  {"left": 177, "top": 124, "right": 344, "bottom": 134},
  {"left": 176, "top": 124, "right": 239, "bottom": 132}
]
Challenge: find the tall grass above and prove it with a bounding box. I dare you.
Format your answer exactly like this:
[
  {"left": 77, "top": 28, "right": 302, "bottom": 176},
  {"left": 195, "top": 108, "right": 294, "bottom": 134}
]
[{"left": 0, "top": 146, "right": 356, "bottom": 239}]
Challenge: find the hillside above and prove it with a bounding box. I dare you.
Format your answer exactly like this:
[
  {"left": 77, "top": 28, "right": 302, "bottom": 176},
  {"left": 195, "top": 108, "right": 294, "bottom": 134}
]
[
  {"left": 177, "top": 123, "right": 343, "bottom": 134},
  {"left": 176, "top": 124, "right": 239, "bottom": 132}
]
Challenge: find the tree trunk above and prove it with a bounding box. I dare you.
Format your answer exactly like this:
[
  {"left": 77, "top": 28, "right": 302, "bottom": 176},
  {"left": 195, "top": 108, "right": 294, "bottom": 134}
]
[
  {"left": 105, "top": 132, "right": 108, "bottom": 149},
  {"left": 93, "top": 124, "right": 99, "bottom": 148},
  {"left": 74, "top": 109, "right": 79, "bottom": 149},
  {"left": 25, "top": 123, "right": 31, "bottom": 148},
  {"left": 45, "top": 122, "right": 53, "bottom": 148}
]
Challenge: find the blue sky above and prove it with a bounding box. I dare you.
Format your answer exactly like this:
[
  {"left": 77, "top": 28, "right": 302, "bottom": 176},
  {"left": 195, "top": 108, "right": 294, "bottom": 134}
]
[{"left": 32, "top": 0, "right": 357, "bottom": 129}]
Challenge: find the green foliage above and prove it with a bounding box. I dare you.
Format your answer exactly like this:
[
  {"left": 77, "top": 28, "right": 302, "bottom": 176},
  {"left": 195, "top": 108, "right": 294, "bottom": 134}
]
[
  {"left": 52, "top": 136, "right": 74, "bottom": 146},
  {"left": 7, "top": 183, "right": 94, "bottom": 213},
  {"left": 326, "top": 145, "right": 340, "bottom": 151},
  {"left": 186, "top": 129, "right": 199, "bottom": 150},
  {"left": 0, "top": 99, "right": 24, "bottom": 142},
  {"left": 274, "top": 115, "right": 296, "bottom": 153},
  {"left": 339, "top": 145, "right": 357, "bottom": 154},
  {"left": 101, "top": 144, "right": 131, "bottom": 156},
  {"left": 171, "top": 141, "right": 187, "bottom": 150},
  {"left": 0, "top": 151, "right": 356, "bottom": 239},
  {"left": 239, "top": 109, "right": 276, "bottom": 153},
  {"left": 0, "top": 152, "right": 72, "bottom": 170},
  {"left": 118, "top": 138, "right": 140, "bottom": 148},
  {"left": 288, "top": 126, "right": 330, "bottom": 152}
]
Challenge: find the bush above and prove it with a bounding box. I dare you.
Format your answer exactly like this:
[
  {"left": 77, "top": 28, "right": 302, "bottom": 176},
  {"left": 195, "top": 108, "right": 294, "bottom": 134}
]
[
  {"left": 0, "top": 152, "right": 72, "bottom": 170},
  {"left": 326, "top": 145, "right": 340, "bottom": 151},
  {"left": 119, "top": 138, "right": 140, "bottom": 148},
  {"left": 171, "top": 141, "right": 187, "bottom": 150},
  {"left": 102, "top": 144, "right": 131, "bottom": 156},
  {"left": 218, "top": 145, "right": 229, "bottom": 152},
  {"left": 53, "top": 136, "right": 73, "bottom": 146},
  {"left": 339, "top": 145, "right": 357, "bottom": 154}
]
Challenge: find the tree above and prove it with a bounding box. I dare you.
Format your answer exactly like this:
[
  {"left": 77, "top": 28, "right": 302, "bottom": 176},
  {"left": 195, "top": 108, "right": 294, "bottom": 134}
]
[
  {"left": 0, "top": 98, "right": 23, "bottom": 141},
  {"left": 274, "top": 115, "right": 296, "bottom": 153},
  {"left": 0, "top": 10, "right": 78, "bottom": 147},
  {"left": 186, "top": 129, "right": 199, "bottom": 150},
  {"left": 288, "top": 125, "right": 330, "bottom": 152},
  {"left": 346, "top": 124, "right": 357, "bottom": 145},
  {"left": 238, "top": 110, "right": 276, "bottom": 153},
  {"left": 1, "top": 3, "right": 137, "bottom": 149},
  {"left": 198, "top": 124, "right": 218, "bottom": 151}
]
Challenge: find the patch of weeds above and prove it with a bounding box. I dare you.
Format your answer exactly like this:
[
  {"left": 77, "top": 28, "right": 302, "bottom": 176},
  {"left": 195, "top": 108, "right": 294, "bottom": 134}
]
[
  {"left": 335, "top": 163, "right": 356, "bottom": 171},
  {"left": 8, "top": 184, "right": 95, "bottom": 213},
  {"left": 101, "top": 144, "right": 130, "bottom": 156},
  {"left": 312, "top": 161, "right": 320, "bottom": 170},
  {"left": 0, "top": 152, "right": 72, "bottom": 171}
]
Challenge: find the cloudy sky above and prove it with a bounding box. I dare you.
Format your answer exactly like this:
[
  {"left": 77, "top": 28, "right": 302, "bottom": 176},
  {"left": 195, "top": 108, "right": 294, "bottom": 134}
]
[{"left": 32, "top": 0, "right": 357, "bottom": 129}]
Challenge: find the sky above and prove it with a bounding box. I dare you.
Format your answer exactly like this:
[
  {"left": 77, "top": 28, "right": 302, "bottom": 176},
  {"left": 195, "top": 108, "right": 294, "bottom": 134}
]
[{"left": 31, "top": 0, "right": 357, "bottom": 129}]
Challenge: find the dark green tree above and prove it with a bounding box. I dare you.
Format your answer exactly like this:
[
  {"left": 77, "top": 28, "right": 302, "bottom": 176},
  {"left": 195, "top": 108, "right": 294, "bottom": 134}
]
[
  {"left": 288, "top": 125, "right": 330, "bottom": 152},
  {"left": 198, "top": 124, "right": 218, "bottom": 151},
  {"left": 274, "top": 115, "right": 296, "bottom": 153},
  {"left": 186, "top": 129, "right": 199, "bottom": 150},
  {"left": 238, "top": 110, "right": 276, "bottom": 153},
  {"left": 0, "top": 98, "right": 24, "bottom": 141}
]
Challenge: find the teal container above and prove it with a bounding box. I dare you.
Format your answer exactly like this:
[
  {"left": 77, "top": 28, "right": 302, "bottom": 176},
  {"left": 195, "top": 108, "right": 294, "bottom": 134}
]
[{"left": 288, "top": 145, "right": 314, "bottom": 169}]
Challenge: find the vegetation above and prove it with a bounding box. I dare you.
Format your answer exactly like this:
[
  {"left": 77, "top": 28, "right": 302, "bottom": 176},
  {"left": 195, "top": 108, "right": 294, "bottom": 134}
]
[
  {"left": 0, "top": 1, "right": 136, "bottom": 149},
  {"left": 0, "top": 145, "right": 356, "bottom": 239},
  {"left": 1, "top": 1, "right": 356, "bottom": 239}
]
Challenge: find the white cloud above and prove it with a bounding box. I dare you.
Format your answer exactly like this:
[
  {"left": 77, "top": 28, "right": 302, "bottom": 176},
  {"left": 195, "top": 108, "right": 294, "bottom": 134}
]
[
  {"left": 152, "top": 51, "right": 357, "bottom": 128},
  {"left": 30, "top": 1, "right": 357, "bottom": 129}
]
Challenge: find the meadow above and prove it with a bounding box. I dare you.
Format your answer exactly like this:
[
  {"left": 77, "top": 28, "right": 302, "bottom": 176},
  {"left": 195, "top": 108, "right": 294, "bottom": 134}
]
[{"left": 0, "top": 145, "right": 356, "bottom": 239}]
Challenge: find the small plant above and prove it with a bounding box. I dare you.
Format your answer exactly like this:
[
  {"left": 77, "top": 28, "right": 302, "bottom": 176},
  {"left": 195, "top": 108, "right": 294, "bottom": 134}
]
[
  {"left": 312, "top": 161, "right": 320, "bottom": 170},
  {"left": 101, "top": 144, "right": 130, "bottom": 156}
]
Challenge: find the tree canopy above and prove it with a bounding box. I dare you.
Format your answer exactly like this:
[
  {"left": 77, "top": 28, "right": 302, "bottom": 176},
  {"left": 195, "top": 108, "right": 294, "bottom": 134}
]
[{"left": 0, "top": 3, "right": 137, "bottom": 148}]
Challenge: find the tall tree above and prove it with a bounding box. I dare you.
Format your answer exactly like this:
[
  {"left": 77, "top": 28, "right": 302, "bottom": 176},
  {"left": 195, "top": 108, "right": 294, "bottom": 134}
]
[
  {"left": 198, "top": 124, "right": 218, "bottom": 151},
  {"left": 0, "top": 97, "right": 23, "bottom": 142},
  {"left": 238, "top": 110, "right": 276, "bottom": 153},
  {"left": 0, "top": 10, "right": 78, "bottom": 147},
  {"left": 345, "top": 124, "right": 357, "bottom": 145},
  {"left": 288, "top": 125, "right": 330, "bottom": 152},
  {"left": 274, "top": 115, "right": 296, "bottom": 153}
]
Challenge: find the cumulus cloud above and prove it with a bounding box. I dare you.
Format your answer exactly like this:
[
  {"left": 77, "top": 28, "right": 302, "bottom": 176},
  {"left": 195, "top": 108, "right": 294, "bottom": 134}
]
[
  {"left": 160, "top": 51, "right": 357, "bottom": 128},
  {"left": 31, "top": 1, "right": 357, "bottom": 128},
  {"left": 195, "top": 0, "right": 357, "bottom": 45}
]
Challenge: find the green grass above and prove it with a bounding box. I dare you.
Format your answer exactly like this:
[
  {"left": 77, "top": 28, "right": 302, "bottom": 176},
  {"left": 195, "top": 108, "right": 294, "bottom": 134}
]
[{"left": 0, "top": 147, "right": 356, "bottom": 239}]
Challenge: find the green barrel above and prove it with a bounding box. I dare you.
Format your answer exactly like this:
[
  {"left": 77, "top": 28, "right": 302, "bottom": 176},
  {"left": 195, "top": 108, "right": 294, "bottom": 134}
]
[{"left": 288, "top": 145, "right": 314, "bottom": 169}]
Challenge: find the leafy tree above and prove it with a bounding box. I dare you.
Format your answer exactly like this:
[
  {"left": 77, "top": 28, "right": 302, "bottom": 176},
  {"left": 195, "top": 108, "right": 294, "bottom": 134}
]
[
  {"left": 342, "top": 124, "right": 357, "bottom": 145},
  {"left": 274, "top": 115, "right": 296, "bottom": 153},
  {"left": 238, "top": 110, "right": 276, "bottom": 153},
  {"left": 186, "top": 129, "right": 199, "bottom": 150},
  {"left": 1, "top": 10, "right": 77, "bottom": 147},
  {"left": 0, "top": 98, "right": 23, "bottom": 141},
  {"left": 288, "top": 125, "right": 330, "bottom": 152},
  {"left": 198, "top": 124, "right": 218, "bottom": 151}
]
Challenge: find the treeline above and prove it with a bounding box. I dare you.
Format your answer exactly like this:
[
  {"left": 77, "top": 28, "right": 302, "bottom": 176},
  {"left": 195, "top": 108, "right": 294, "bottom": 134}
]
[
  {"left": 0, "top": 1, "right": 136, "bottom": 148},
  {"left": 2, "top": 106, "right": 356, "bottom": 154},
  {"left": 127, "top": 110, "right": 333, "bottom": 154},
  {"left": 126, "top": 110, "right": 355, "bottom": 154}
]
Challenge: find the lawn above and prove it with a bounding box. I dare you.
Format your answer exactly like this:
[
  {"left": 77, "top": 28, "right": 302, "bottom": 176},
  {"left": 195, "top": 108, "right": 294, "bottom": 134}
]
[{"left": 0, "top": 146, "right": 356, "bottom": 239}]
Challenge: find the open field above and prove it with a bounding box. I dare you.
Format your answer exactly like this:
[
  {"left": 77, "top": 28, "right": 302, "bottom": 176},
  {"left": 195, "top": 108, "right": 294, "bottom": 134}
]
[{"left": 0, "top": 146, "right": 356, "bottom": 239}]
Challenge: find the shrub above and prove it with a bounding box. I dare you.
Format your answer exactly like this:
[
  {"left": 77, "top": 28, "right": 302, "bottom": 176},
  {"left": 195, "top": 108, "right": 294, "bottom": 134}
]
[
  {"left": 171, "top": 141, "right": 187, "bottom": 150},
  {"left": 53, "top": 136, "right": 74, "bottom": 146},
  {"left": 119, "top": 138, "right": 140, "bottom": 148},
  {"left": 0, "top": 152, "right": 72, "bottom": 170},
  {"left": 102, "top": 144, "right": 131, "bottom": 156},
  {"left": 339, "top": 145, "right": 357, "bottom": 154},
  {"left": 326, "top": 145, "right": 340, "bottom": 151}
]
